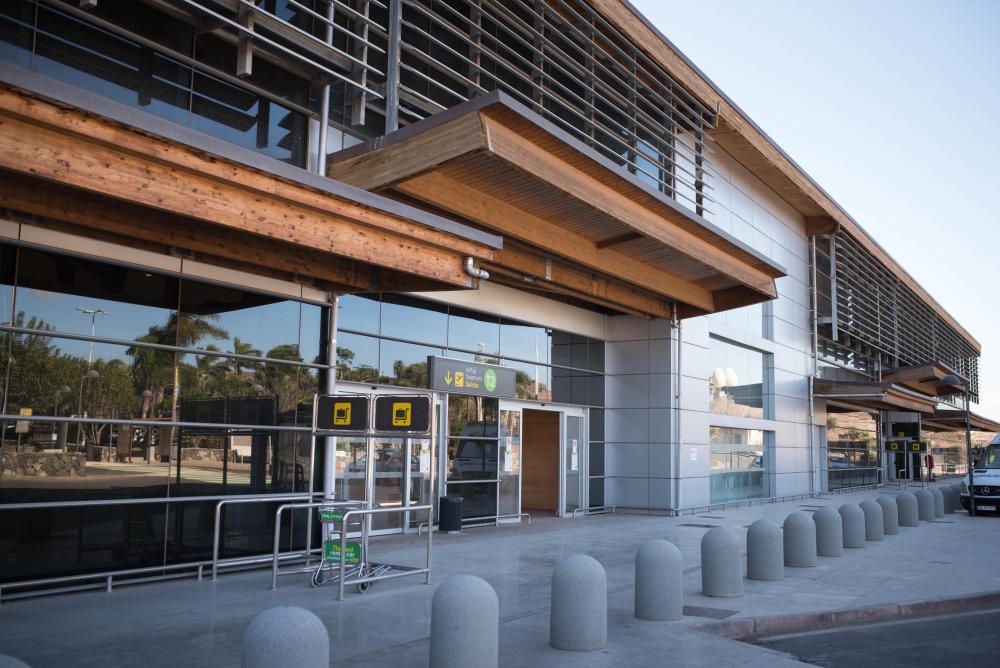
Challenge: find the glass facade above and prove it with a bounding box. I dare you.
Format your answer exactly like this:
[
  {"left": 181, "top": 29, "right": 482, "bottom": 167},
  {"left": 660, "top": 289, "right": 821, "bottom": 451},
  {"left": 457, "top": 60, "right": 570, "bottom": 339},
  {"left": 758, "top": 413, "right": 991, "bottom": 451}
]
[
  {"left": 1, "top": 0, "right": 314, "bottom": 168},
  {"left": 706, "top": 303, "right": 765, "bottom": 338},
  {"left": 826, "top": 410, "right": 880, "bottom": 489},
  {"left": 708, "top": 336, "right": 768, "bottom": 419},
  {"left": 709, "top": 427, "right": 767, "bottom": 502},
  {"left": 0, "top": 242, "right": 326, "bottom": 582},
  {"left": 336, "top": 294, "right": 604, "bottom": 406}
]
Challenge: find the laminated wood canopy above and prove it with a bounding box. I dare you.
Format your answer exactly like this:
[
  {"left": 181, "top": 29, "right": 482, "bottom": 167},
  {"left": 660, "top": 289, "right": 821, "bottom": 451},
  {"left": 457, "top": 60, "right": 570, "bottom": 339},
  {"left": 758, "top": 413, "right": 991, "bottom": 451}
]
[
  {"left": 814, "top": 378, "right": 938, "bottom": 415},
  {"left": 882, "top": 362, "right": 968, "bottom": 398},
  {"left": 0, "top": 76, "right": 500, "bottom": 294},
  {"left": 923, "top": 410, "right": 1000, "bottom": 434},
  {"left": 328, "top": 92, "right": 785, "bottom": 319}
]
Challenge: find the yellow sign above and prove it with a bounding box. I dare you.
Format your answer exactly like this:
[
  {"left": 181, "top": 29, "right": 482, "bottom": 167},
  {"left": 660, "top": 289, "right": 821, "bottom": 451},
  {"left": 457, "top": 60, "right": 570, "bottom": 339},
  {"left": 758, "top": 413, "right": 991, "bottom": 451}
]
[
  {"left": 454, "top": 371, "right": 465, "bottom": 388},
  {"left": 19, "top": 408, "right": 32, "bottom": 416},
  {"left": 887, "top": 442, "right": 899, "bottom": 451},
  {"left": 333, "top": 402, "right": 352, "bottom": 426},
  {"left": 392, "top": 402, "right": 412, "bottom": 427}
]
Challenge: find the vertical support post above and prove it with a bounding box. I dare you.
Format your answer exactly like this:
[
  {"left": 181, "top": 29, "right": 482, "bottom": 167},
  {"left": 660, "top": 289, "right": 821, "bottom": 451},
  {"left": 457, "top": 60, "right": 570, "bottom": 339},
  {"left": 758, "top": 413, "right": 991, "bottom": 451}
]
[
  {"left": 237, "top": 4, "right": 254, "bottom": 77},
  {"left": 384, "top": 0, "right": 402, "bottom": 132},
  {"left": 965, "top": 391, "right": 976, "bottom": 516},
  {"left": 315, "top": 1, "right": 335, "bottom": 175},
  {"left": 324, "top": 295, "right": 340, "bottom": 505}
]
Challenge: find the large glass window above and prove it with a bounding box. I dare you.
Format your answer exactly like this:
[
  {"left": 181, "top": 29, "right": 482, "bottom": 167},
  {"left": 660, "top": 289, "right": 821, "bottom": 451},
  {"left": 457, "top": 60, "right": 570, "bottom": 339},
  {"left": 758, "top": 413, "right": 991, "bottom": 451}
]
[
  {"left": 336, "top": 293, "right": 604, "bottom": 407},
  {"left": 827, "top": 410, "right": 880, "bottom": 489},
  {"left": 707, "top": 303, "right": 764, "bottom": 338},
  {"left": 708, "top": 336, "right": 767, "bottom": 419},
  {"left": 709, "top": 427, "right": 767, "bottom": 502}
]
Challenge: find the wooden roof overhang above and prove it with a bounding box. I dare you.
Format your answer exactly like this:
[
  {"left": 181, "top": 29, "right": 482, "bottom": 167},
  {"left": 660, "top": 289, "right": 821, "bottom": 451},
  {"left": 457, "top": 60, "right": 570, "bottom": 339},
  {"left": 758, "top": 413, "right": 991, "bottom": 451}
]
[
  {"left": 0, "top": 74, "right": 501, "bottom": 295},
  {"left": 813, "top": 378, "right": 938, "bottom": 415},
  {"left": 328, "top": 92, "right": 785, "bottom": 320},
  {"left": 589, "top": 0, "right": 979, "bottom": 350},
  {"left": 922, "top": 410, "right": 1000, "bottom": 434},
  {"left": 882, "top": 362, "right": 968, "bottom": 398}
]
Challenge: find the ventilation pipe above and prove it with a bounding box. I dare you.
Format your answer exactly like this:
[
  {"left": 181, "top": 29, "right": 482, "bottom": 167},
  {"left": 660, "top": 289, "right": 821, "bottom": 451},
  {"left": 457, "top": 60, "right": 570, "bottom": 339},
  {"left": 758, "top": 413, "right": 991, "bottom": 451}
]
[{"left": 464, "top": 257, "right": 489, "bottom": 280}]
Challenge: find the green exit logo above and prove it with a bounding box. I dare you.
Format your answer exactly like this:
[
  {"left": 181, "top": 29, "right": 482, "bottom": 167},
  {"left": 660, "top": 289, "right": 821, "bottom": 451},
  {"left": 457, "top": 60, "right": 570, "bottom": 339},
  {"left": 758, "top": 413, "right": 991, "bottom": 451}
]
[{"left": 484, "top": 369, "right": 497, "bottom": 392}]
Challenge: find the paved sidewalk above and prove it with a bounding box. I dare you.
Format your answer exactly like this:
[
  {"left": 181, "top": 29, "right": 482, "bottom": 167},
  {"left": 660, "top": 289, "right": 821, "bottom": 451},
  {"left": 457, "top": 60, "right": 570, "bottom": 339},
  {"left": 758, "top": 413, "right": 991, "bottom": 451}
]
[{"left": 1, "top": 482, "right": 997, "bottom": 667}]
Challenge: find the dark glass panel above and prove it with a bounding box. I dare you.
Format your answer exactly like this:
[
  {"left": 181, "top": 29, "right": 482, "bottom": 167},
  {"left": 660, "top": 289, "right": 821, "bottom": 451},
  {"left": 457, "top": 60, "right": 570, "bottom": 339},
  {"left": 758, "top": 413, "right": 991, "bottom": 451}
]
[
  {"left": 589, "top": 408, "right": 605, "bottom": 442},
  {"left": 551, "top": 367, "right": 601, "bottom": 406},
  {"left": 380, "top": 294, "right": 447, "bottom": 346},
  {"left": 0, "top": 503, "right": 168, "bottom": 583},
  {"left": 377, "top": 339, "right": 440, "bottom": 388},
  {"left": 448, "top": 481, "right": 497, "bottom": 519},
  {"left": 500, "top": 358, "right": 551, "bottom": 402},
  {"left": 170, "top": 425, "right": 291, "bottom": 497},
  {"left": 588, "top": 478, "right": 604, "bottom": 508},
  {"left": 447, "top": 395, "right": 498, "bottom": 437},
  {"left": 589, "top": 442, "right": 604, "bottom": 476},
  {"left": 338, "top": 294, "right": 380, "bottom": 335},
  {"left": 336, "top": 332, "right": 379, "bottom": 383},
  {"left": 499, "top": 319, "right": 549, "bottom": 365},
  {"left": 550, "top": 330, "right": 572, "bottom": 367},
  {"left": 178, "top": 279, "right": 306, "bottom": 360},
  {"left": 447, "top": 438, "right": 498, "bottom": 482},
  {"left": 0, "top": 1, "right": 34, "bottom": 69},
  {"left": 13, "top": 246, "right": 179, "bottom": 342},
  {"left": 0, "top": 243, "right": 16, "bottom": 326},
  {"left": 708, "top": 337, "right": 765, "bottom": 419},
  {"left": 447, "top": 307, "right": 500, "bottom": 357}
]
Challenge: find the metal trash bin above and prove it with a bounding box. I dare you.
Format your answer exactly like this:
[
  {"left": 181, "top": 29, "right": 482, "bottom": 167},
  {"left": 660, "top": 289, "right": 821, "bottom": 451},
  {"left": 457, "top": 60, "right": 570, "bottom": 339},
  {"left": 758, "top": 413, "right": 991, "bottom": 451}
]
[{"left": 439, "top": 495, "right": 463, "bottom": 534}]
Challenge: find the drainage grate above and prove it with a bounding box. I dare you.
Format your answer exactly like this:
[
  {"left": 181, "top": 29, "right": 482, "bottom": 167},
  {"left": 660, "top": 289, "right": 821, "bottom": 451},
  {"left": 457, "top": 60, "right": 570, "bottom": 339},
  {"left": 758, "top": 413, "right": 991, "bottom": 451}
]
[
  {"left": 701, "top": 515, "right": 726, "bottom": 519},
  {"left": 683, "top": 605, "right": 739, "bottom": 619},
  {"left": 679, "top": 523, "right": 719, "bottom": 529}
]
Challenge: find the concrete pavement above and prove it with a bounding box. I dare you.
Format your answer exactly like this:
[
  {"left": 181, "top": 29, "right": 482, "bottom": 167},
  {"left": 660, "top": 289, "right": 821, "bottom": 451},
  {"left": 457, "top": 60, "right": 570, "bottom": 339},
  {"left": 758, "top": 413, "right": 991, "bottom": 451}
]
[{"left": 1, "top": 482, "right": 997, "bottom": 667}]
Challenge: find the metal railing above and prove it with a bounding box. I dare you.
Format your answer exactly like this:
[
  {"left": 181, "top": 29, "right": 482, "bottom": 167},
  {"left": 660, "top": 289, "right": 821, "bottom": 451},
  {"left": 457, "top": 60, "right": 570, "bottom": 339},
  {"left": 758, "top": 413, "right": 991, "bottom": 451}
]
[
  {"left": 571, "top": 505, "right": 616, "bottom": 518},
  {"left": 211, "top": 493, "right": 324, "bottom": 580},
  {"left": 335, "top": 505, "right": 432, "bottom": 600},
  {"left": 269, "top": 500, "right": 369, "bottom": 590}
]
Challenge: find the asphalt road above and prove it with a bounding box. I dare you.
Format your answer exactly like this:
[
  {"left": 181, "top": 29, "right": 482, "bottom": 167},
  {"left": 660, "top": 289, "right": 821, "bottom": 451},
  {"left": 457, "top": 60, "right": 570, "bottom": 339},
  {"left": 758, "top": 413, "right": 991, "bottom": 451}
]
[{"left": 756, "top": 608, "right": 1000, "bottom": 667}]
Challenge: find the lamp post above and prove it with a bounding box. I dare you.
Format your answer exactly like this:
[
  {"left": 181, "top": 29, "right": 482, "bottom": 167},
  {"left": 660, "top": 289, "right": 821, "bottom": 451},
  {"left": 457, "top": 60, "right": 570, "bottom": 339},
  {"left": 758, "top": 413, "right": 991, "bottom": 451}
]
[
  {"left": 941, "top": 373, "right": 975, "bottom": 517},
  {"left": 76, "top": 307, "right": 108, "bottom": 366},
  {"left": 54, "top": 384, "right": 71, "bottom": 451}
]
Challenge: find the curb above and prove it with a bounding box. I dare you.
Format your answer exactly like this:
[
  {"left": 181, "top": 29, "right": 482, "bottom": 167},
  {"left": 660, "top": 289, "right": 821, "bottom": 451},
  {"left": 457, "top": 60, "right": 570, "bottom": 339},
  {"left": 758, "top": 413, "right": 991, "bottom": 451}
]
[{"left": 702, "top": 590, "right": 1000, "bottom": 640}]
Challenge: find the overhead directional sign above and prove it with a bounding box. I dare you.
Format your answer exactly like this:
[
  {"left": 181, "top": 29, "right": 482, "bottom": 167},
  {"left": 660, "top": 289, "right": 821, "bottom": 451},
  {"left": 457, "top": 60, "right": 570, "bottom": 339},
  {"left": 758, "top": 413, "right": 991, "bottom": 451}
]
[
  {"left": 316, "top": 395, "right": 369, "bottom": 431},
  {"left": 374, "top": 395, "right": 431, "bottom": 433},
  {"left": 427, "top": 356, "right": 516, "bottom": 398}
]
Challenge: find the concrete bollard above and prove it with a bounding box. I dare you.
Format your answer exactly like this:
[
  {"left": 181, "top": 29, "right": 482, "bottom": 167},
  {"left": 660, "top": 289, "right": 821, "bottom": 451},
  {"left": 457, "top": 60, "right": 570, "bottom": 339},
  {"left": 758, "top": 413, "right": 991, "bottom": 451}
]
[
  {"left": 783, "top": 512, "right": 817, "bottom": 568},
  {"left": 701, "top": 527, "right": 744, "bottom": 597},
  {"left": 634, "top": 540, "right": 684, "bottom": 621},
  {"left": 813, "top": 506, "right": 843, "bottom": 557},
  {"left": 950, "top": 484, "right": 964, "bottom": 512},
  {"left": 747, "top": 519, "right": 783, "bottom": 581},
  {"left": 550, "top": 554, "right": 607, "bottom": 651},
  {"left": 242, "top": 607, "right": 329, "bottom": 668},
  {"left": 0, "top": 657, "right": 31, "bottom": 668},
  {"left": 944, "top": 485, "right": 959, "bottom": 513},
  {"left": 876, "top": 496, "right": 900, "bottom": 535},
  {"left": 859, "top": 500, "right": 884, "bottom": 541},
  {"left": 929, "top": 487, "right": 945, "bottom": 518},
  {"left": 896, "top": 491, "right": 919, "bottom": 527},
  {"left": 838, "top": 504, "right": 866, "bottom": 548},
  {"left": 430, "top": 575, "right": 499, "bottom": 668},
  {"left": 914, "top": 489, "right": 935, "bottom": 521}
]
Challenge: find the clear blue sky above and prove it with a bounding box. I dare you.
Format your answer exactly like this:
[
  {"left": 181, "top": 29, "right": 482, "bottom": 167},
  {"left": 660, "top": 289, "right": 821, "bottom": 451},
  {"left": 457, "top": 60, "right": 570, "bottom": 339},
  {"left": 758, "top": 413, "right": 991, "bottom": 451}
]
[{"left": 633, "top": 0, "right": 1000, "bottom": 416}]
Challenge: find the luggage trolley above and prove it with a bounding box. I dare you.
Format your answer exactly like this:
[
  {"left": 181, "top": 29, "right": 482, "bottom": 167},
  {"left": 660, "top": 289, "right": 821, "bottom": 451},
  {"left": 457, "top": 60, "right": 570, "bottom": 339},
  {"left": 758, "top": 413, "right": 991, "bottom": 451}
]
[{"left": 310, "top": 502, "right": 390, "bottom": 592}]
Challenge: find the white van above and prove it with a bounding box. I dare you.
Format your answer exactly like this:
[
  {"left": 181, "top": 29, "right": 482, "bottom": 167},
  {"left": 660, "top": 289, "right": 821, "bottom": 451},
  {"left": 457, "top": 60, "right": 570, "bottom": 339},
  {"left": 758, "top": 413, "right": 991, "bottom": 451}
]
[{"left": 960, "top": 433, "right": 1000, "bottom": 514}]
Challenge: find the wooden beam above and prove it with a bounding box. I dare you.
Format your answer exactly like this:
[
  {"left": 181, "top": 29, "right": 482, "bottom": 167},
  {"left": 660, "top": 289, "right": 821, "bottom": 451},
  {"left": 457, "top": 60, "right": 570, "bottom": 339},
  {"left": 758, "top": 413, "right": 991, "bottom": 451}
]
[
  {"left": 595, "top": 231, "right": 642, "bottom": 249},
  {"left": 485, "top": 241, "right": 674, "bottom": 320},
  {"left": 394, "top": 170, "right": 715, "bottom": 312},
  {"left": 0, "top": 173, "right": 451, "bottom": 293},
  {"left": 327, "top": 112, "right": 487, "bottom": 190},
  {"left": 804, "top": 215, "right": 840, "bottom": 236},
  {"left": 0, "top": 85, "right": 490, "bottom": 260},
  {"left": 480, "top": 115, "right": 778, "bottom": 297},
  {"left": 0, "top": 107, "right": 475, "bottom": 288}
]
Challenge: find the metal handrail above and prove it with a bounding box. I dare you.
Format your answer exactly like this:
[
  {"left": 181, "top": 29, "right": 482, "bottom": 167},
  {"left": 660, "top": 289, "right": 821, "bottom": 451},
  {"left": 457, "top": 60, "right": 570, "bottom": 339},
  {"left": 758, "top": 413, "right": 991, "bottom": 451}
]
[
  {"left": 571, "top": 505, "right": 616, "bottom": 518},
  {"left": 2, "top": 491, "right": 323, "bottom": 512},
  {"left": 211, "top": 493, "right": 323, "bottom": 580},
  {"left": 336, "top": 505, "right": 433, "bottom": 601}
]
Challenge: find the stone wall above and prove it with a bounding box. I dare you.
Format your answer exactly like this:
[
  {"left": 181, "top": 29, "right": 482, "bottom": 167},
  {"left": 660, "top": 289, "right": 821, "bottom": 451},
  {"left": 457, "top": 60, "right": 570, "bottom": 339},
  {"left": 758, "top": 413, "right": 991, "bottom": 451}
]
[
  {"left": 2, "top": 451, "right": 87, "bottom": 477},
  {"left": 180, "top": 447, "right": 226, "bottom": 462}
]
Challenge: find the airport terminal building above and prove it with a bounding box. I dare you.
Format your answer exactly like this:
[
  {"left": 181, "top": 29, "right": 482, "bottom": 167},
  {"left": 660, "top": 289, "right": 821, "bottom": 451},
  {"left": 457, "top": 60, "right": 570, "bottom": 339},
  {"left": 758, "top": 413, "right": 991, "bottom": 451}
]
[{"left": 0, "top": 0, "right": 994, "bottom": 593}]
